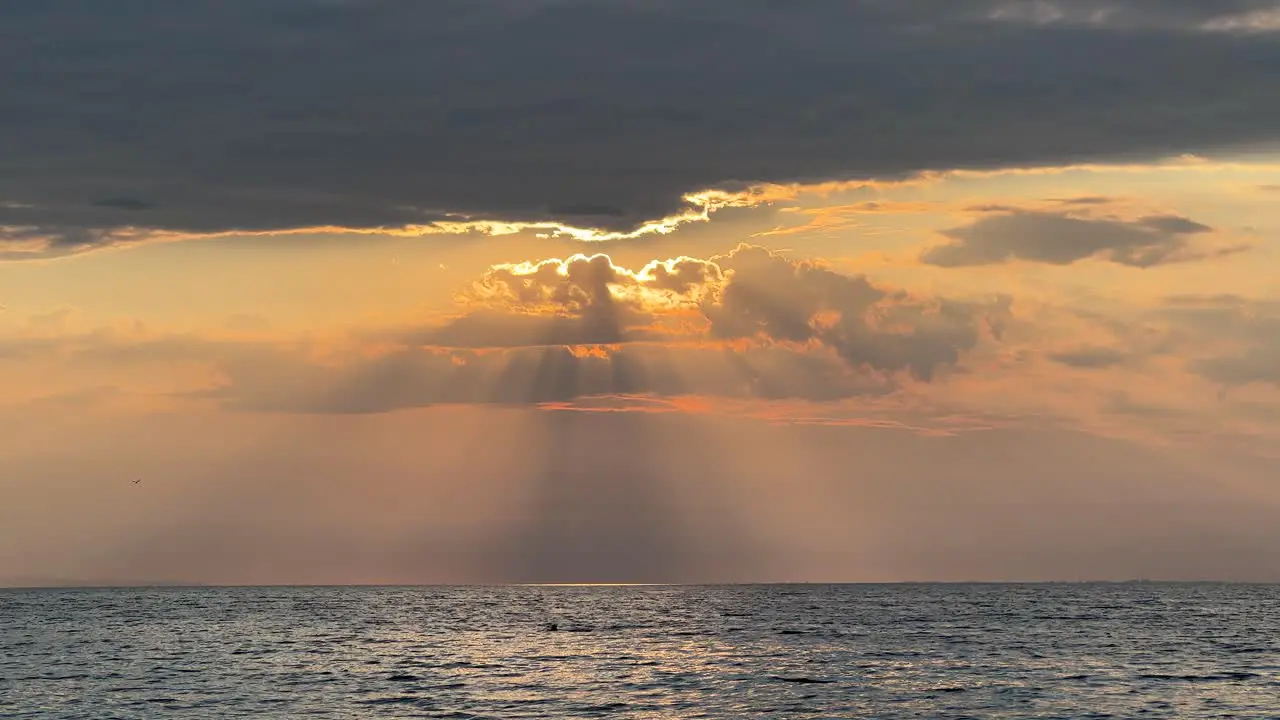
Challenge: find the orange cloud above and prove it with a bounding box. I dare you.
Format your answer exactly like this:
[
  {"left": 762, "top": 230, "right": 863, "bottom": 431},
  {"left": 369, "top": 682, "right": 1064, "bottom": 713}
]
[
  {"left": 465, "top": 252, "right": 725, "bottom": 316},
  {"left": 404, "top": 158, "right": 1280, "bottom": 245},
  {"left": 755, "top": 200, "right": 941, "bottom": 238},
  {"left": 442, "top": 245, "right": 1011, "bottom": 384},
  {"left": 566, "top": 344, "right": 614, "bottom": 360}
]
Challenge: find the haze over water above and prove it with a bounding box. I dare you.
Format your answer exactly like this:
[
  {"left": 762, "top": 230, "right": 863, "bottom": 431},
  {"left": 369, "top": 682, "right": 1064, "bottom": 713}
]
[{"left": 4, "top": 584, "right": 1278, "bottom": 718}]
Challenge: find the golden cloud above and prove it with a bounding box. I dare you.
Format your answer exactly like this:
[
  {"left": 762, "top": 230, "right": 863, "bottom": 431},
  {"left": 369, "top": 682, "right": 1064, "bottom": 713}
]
[{"left": 444, "top": 245, "right": 1010, "bottom": 383}]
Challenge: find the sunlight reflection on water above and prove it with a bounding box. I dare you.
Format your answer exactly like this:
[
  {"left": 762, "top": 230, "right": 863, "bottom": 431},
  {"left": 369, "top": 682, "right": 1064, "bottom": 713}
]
[{"left": 2, "top": 584, "right": 1278, "bottom": 718}]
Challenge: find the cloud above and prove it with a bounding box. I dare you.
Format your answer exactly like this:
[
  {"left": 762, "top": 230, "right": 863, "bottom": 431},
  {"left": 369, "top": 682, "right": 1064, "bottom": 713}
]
[
  {"left": 1048, "top": 346, "right": 1128, "bottom": 368},
  {"left": 416, "top": 253, "right": 724, "bottom": 347},
  {"left": 1049, "top": 195, "right": 1118, "bottom": 206},
  {"left": 921, "top": 210, "right": 1243, "bottom": 267},
  {"left": 3, "top": 1, "right": 1280, "bottom": 255},
  {"left": 986, "top": 0, "right": 1280, "bottom": 29},
  {"left": 443, "top": 245, "right": 1011, "bottom": 379},
  {"left": 3, "top": 246, "right": 1008, "bottom": 412},
  {"left": 244, "top": 246, "right": 1006, "bottom": 409},
  {"left": 708, "top": 246, "right": 1010, "bottom": 380},
  {"left": 1196, "top": 352, "right": 1280, "bottom": 386},
  {"left": 467, "top": 253, "right": 722, "bottom": 317},
  {"left": 89, "top": 197, "right": 157, "bottom": 211},
  {"left": 1157, "top": 295, "right": 1280, "bottom": 386}
]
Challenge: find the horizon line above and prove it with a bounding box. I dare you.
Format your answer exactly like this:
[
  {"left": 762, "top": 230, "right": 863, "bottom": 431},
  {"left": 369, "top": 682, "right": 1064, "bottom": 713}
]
[{"left": 3, "top": 579, "right": 1277, "bottom": 591}]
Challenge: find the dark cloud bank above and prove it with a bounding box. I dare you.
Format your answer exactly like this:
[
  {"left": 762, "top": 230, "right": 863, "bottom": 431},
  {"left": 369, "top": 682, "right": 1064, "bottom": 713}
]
[{"left": 3, "top": 0, "right": 1280, "bottom": 254}]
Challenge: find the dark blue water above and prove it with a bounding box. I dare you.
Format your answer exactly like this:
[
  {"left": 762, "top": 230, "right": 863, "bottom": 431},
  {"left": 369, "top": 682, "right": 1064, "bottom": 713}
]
[{"left": 2, "top": 584, "right": 1277, "bottom": 718}]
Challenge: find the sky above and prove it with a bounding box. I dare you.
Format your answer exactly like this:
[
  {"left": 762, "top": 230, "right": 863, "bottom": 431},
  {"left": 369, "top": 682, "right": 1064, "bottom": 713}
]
[{"left": 2, "top": 0, "right": 1280, "bottom": 585}]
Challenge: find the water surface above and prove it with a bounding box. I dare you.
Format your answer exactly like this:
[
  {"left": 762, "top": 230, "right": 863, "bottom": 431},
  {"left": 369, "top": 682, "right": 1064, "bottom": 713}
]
[{"left": 2, "top": 584, "right": 1277, "bottom": 718}]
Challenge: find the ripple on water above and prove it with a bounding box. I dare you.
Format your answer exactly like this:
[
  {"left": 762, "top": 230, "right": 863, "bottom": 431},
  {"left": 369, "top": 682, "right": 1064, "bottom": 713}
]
[{"left": 2, "top": 584, "right": 1278, "bottom": 719}]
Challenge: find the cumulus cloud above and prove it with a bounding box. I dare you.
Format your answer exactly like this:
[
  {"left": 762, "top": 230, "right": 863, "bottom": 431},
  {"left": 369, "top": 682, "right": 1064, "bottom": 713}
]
[
  {"left": 708, "top": 247, "right": 1009, "bottom": 380},
  {"left": 3, "top": 0, "right": 1280, "bottom": 255},
  {"left": 335, "top": 246, "right": 1008, "bottom": 408},
  {"left": 437, "top": 245, "right": 1010, "bottom": 380},
  {"left": 414, "top": 254, "right": 724, "bottom": 348},
  {"left": 468, "top": 254, "right": 722, "bottom": 316},
  {"left": 2, "top": 246, "right": 1008, "bottom": 412},
  {"left": 921, "top": 210, "right": 1243, "bottom": 267}
]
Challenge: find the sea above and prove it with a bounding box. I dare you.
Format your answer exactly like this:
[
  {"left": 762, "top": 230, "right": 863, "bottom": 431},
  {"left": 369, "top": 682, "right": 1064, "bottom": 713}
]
[{"left": 2, "top": 583, "right": 1277, "bottom": 719}]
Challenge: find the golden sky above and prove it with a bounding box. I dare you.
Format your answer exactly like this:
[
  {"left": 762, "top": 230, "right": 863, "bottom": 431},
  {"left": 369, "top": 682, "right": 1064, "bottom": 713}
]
[
  {"left": 3, "top": 2, "right": 1280, "bottom": 584},
  {"left": 4, "top": 159, "right": 1279, "bottom": 584}
]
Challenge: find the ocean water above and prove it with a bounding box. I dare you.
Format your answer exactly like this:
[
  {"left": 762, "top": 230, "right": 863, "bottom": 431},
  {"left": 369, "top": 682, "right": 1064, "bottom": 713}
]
[{"left": 2, "top": 584, "right": 1277, "bottom": 719}]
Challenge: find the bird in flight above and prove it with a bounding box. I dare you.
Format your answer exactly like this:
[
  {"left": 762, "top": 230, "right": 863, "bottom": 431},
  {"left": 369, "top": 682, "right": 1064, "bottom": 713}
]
[{"left": 132, "top": 478, "right": 142, "bottom": 485}]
